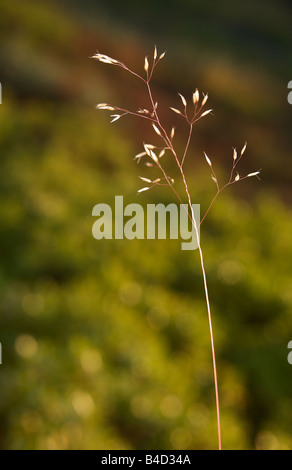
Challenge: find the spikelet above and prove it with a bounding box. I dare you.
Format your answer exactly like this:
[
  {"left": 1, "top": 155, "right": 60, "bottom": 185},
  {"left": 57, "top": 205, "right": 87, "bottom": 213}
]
[
  {"left": 137, "top": 187, "right": 150, "bottom": 193},
  {"left": 170, "top": 107, "right": 183, "bottom": 115},
  {"left": 192, "top": 89, "right": 199, "bottom": 105},
  {"left": 110, "top": 114, "right": 121, "bottom": 123},
  {"left": 200, "top": 109, "right": 213, "bottom": 118},
  {"left": 201, "top": 93, "right": 208, "bottom": 107},
  {"left": 149, "top": 150, "right": 158, "bottom": 163},
  {"left": 143, "top": 143, "right": 156, "bottom": 156},
  {"left": 178, "top": 93, "right": 187, "bottom": 107},
  {"left": 134, "top": 151, "right": 147, "bottom": 161},
  {"left": 138, "top": 108, "right": 150, "bottom": 114},
  {"left": 139, "top": 176, "right": 152, "bottom": 183},
  {"left": 204, "top": 152, "right": 212, "bottom": 167},
  {"left": 247, "top": 171, "right": 260, "bottom": 177},
  {"left": 96, "top": 103, "right": 115, "bottom": 111},
  {"left": 152, "top": 123, "right": 162, "bottom": 136},
  {"left": 241, "top": 142, "right": 247, "bottom": 156},
  {"left": 91, "top": 53, "right": 118, "bottom": 64}
]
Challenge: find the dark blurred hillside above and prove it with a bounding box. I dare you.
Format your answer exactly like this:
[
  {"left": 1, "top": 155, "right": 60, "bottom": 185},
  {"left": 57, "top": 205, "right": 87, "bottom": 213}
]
[
  {"left": 61, "top": 0, "right": 292, "bottom": 194},
  {"left": 66, "top": 0, "right": 291, "bottom": 78},
  {"left": 1, "top": 0, "right": 292, "bottom": 199},
  {"left": 0, "top": 0, "right": 292, "bottom": 451}
]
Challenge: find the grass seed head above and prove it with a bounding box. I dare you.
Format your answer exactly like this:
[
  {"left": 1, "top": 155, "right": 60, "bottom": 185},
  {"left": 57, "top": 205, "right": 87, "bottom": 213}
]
[
  {"left": 204, "top": 152, "right": 212, "bottom": 167},
  {"left": 137, "top": 187, "right": 150, "bottom": 193},
  {"left": 139, "top": 176, "right": 152, "bottom": 183},
  {"left": 178, "top": 93, "right": 187, "bottom": 107},
  {"left": 201, "top": 93, "right": 209, "bottom": 107},
  {"left": 96, "top": 103, "right": 115, "bottom": 111},
  {"left": 149, "top": 150, "right": 158, "bottom": 163},
  {"left": 193, "top": 89, "right": 199, "bottom": 105},
  {"left": 241, "top": 142, "right": 247, "bottom": 156},
  {"left": 91, "top": 53, "right": 118, "bottom": 64},
  {"left": 110, "top": 114, "right": 121, "bottom": 123},
  {"left": 170, "top": 107, "right": 183, "bottom": 116},
  {"left": 200, "top": 109, "right": 213, "bottom": 118},
  {"left": 152, "top": 123, "right": 162, "bottom": 136},
  {"left": 247, "top": 171, "right": 260, "bottom": 177}
]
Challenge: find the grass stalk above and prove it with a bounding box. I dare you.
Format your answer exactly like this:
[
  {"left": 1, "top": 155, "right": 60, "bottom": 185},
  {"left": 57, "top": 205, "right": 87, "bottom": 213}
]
[{"left": 92, "top": 47, "right": 260, "bottom": 450}]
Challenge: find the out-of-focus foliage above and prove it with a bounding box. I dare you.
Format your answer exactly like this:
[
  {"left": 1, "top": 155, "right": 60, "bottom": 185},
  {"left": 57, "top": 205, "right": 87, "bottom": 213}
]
[{"left": 0, "top": 0, "right": 291, "bottom": 450}]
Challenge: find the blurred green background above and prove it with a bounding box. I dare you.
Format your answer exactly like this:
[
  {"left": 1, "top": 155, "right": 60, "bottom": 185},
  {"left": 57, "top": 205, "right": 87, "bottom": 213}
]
[{"left": 0, "top": 0, "right": 291, "bottom": 450}]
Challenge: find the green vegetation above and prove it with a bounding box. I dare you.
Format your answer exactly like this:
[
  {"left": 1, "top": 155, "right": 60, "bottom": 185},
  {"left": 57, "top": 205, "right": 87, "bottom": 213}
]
[{"left": 0, "top": 0, "right": 291, "bottom": 450}]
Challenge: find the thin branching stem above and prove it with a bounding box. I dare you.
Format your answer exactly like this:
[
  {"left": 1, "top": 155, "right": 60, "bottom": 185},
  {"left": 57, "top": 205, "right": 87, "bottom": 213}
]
[
  {"left": 145, "top": 76, "right": 222, "bottom": 449},
  {"left": 181, "top": 123, "right": 194, "bottom": 167},
  {"left": 93, "top": 48, "right": 259, "bottom": 451}
]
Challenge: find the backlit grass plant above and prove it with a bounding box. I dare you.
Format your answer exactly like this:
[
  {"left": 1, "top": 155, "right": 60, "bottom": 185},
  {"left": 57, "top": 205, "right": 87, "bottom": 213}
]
[{"left": 92, "top": 47, "right": 260, "bottom": 450}]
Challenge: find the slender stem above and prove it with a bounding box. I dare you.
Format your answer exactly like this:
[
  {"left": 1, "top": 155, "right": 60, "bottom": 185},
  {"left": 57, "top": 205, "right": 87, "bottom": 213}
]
[
  {"left": 145, "top": 77, "right": 222, "bottom": 449},
  {"left": 105, "top": 60, "right": 223, "bottom": 449},
  {"left": 196, "top": 227, "right": 222, "bottom": 450},
  {"left": 145, "top": 81, "right": 182, "bottom": 174},
  {"left": 200, "top": 171, "right": 252, "bottom": 227},
  {"left": 96, "top": 53, "right": 258, "bottom": 451},
  {"left": 181, "top": 123, "right": 193, "bottom": 167},
  {"left": 178, "top": 167, "right": 222, "bottom": 451},
  {"left": 200, "top": 190, "right": 220, "bottom": 227},
  {"left": 120, "top": 63, "right": 147, "bottom": 83}
]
